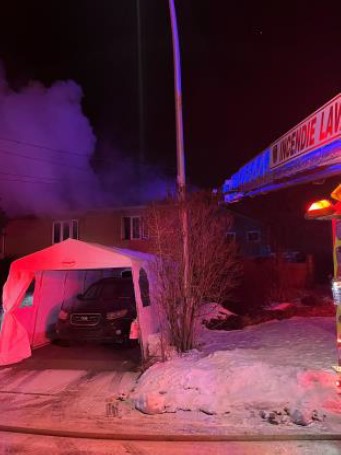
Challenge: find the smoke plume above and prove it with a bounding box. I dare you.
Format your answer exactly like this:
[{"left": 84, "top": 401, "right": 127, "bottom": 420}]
[{"left": 0, "top": 63, "right": 174, "bottom": 217}]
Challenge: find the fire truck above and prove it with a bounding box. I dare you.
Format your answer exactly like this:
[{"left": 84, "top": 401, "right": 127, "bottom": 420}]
[{"left": 222, "top": 93, "right": 341, "bottom": 382}]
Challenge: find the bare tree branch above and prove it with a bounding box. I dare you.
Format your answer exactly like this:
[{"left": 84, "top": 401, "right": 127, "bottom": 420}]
[{"left": 145, "top": 191, "right": 241, "bottom": 353}]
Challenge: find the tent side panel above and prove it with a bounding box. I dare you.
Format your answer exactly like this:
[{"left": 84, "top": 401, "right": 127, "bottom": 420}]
[
  {"left": 13, "top": 272, "right": 41, "bottom": 345},
  {"left": 132, "top": 264, "right": 159, "bottom": 359},
  {"left": 31, "top": 271, "right": 67, "bottom": 347},
  {"left": 0, "top": 269, "right": 34, "bottom": 365}
]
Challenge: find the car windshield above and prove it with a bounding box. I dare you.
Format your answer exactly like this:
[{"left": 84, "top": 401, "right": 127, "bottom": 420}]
[
  {"left": 82, "top": 283, "right": 101, "bottom": 300},
  {"left": 101, "top": 281, "right": 134, "bottom": 300},
  {"left": 82, "top": 280, "right": 135, "bottom": 301}
]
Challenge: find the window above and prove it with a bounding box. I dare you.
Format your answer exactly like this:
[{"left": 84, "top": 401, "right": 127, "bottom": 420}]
[
  {"left": 53, "top": 220, "right": 79, "bottom": 243},
  {"left": 226, "top": 231, "right": 236, "bottom": 242},
  {"left": 247, "top": 231, "right": 260, "bottom": 243},
  {"left": 132, "top": 217, "right": 140, "bottom": 239},
  {"left": 20, "top": 279, "right": 35, "bottom": 308},
  {"left": 122, "top": 216, "right": 146, "bottom": 240},
  {"left": 122, "top": 217, "right": 131, "bottom": 240},
  {"left": 83, "top": 283, "right": 101, "bottom": 300}
]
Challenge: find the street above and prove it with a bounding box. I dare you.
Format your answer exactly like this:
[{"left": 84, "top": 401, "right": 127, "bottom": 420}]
[{"left": 1, "top": 431, "right": 341, "bottom": 455}]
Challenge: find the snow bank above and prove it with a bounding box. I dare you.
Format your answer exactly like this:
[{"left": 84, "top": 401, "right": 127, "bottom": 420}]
[
  {"left": 132, "top": 318, "right": 341, "bottom": 420},
  {"left": 146, "top": 303, "right": 235, "bottom": 360},
  {"left": 133, "top": 351, "right": 337, "bottom": 416},
  {"left": 197, "top": 302, "right": 235, "bottom": 323}
]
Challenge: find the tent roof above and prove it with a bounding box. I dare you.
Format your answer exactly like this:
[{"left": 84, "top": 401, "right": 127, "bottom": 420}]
[{"left": 10, "top": 238, "right": 153, "bottom": 273}]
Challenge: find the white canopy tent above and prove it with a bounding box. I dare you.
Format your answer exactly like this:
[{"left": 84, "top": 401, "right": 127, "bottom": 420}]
[{"left": 0, "top": 239, "right": 159, "bottom": 366}]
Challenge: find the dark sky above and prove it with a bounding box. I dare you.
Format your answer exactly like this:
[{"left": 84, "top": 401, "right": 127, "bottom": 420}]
[{"left": 0, "top": 0, "right": 340, "bottom": 189}]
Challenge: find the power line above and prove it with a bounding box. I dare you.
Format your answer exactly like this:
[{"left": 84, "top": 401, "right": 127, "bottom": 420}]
[
  {"left": 0, "top": 136, "right": 147, "bottom": 169},
  {"left": 0, "top": 170, "right": 63, "bottom": 183},
  {"left": 0, "top": 176, "right": 95, "bottom": 185},
  {"left": 0, "top": 136, "right": 87, "bottom": 157},
  {"left": 0, "top": 177, "right": 58, "bottom": 185},
  {"left": 0, "top": 171, "right": 97, "bottom": 186},
  {"left": 0, "top": 138, "right": 175, "bottom": 185},
  {"left": 0, "top": 147, "right": 91, "bottom": 173}
]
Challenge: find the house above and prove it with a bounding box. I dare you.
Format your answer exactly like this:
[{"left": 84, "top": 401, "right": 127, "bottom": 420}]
[
  {"left": 1, "top": 202, "right": 315, "bottom": 317},
  {"left": 2, "top": 205, "right": 149, "bottom": 260},
  {"left": 226, "top": 210, "right": 270, "bottom": 258},
  {"left": 6, "top": 201, "right": 312, "bottom": 301},
  {"left": 3, "top": 204, "right": 270, "bottom": 261}
]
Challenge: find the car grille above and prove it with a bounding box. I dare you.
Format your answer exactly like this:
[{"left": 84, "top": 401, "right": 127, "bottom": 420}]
[{"left": 70, "top": 313, "right": 101, "bottom": 326}]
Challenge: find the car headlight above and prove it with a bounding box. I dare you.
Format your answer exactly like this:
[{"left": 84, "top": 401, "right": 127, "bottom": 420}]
[
  {"left": 58, "top": 309, "right": 69, "bottom": 321},
  {"left": 106, "top": 309, "right": 128, "bottom": 320}
]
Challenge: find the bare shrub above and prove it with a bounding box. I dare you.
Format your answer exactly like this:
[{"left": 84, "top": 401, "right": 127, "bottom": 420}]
[{"left": 145, "top": 191, "right": 241, "bottom": 353}]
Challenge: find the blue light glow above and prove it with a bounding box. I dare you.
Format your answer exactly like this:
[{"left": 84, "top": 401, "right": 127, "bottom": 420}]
[{"left": 223, "top": 139, "right": 341, "bottom": 201}]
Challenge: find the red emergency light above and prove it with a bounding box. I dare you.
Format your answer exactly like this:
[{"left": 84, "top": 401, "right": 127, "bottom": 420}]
[{"left": 305, "top": 199, "right": 335, "bottom": 220}]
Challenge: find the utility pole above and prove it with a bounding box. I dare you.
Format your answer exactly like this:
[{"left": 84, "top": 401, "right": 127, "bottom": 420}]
[
  {"left": 168, "top": 0, "right": 186, "bottom": 194},
  {"left": 136, "top": 0, "right": 145, "bottom": 166},
  {"left": 168, "top": 0, "right": 191, "bottom": 348}
]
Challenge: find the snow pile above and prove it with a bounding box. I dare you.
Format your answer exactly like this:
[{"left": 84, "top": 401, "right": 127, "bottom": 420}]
[
  {"left": 146, "top": 303, "right": 236, "bottom": 360},
  {"left": 132, "top": 317, "right": 341, "bottom": 423},
  {"left": 146, "top": 332, "right": 178, "bottom": 360},
  {"left": 197, "top": 302, "right": 235, "bottom": 324},
  {"left": 133, "top": 351, "right": 337, "bottom": 417},
  {"left": 270, "top": 302, "right": 294, "bottom": 311}
]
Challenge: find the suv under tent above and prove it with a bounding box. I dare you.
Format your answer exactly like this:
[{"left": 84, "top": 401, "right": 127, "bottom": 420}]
[{"left": 0, "top": 238, "right": 159, "bottom": 366}]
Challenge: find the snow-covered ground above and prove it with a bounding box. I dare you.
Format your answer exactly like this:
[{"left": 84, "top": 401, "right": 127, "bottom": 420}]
[
  {"left": 131, "top": 314, "right": 341, "bottom": 429},
  {"left": 1, "top": 304, "right": 340, "bottom": 435}
]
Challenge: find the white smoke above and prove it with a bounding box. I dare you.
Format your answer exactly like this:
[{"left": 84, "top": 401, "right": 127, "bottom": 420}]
[
  {"left": 0, "top": 64, "right": 103, "bottom": 216},
  {"left": 0, "top": 63, "right": 175, "bottom": 217}
]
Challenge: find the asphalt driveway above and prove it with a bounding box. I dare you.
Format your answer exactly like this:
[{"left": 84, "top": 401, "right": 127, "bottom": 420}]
[
  {"left": 0, "top": 342, "right": 141, "bottom": 424},
  {"left": 9, "top": 341, "right": 141, "bottom": 371}
]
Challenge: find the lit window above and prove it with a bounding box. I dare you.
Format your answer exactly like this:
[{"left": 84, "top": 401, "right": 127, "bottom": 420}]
[
  {"left": 247, "top": 231, "right": 260, "bottom": 243},
  {"left": 53, "top": 220, "right": 79, "bottom": 243},
  {"left": 122, "top": 216, "right": 146, "bottom": 240}
]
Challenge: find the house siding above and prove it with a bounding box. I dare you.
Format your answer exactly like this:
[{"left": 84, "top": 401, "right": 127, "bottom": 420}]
[
  {"left": 5, "top": 217, "right": 52, "bottom": 258},
  {"left": 5, "top": 207, "right": 269, "bottom": 261},
  {"left": 229, "top": 212, "right": 269, "bottom": 258},
  {"left": 4, "top": 207, "right": 151, "bottom": 259},
  {"left": 79, "top": 209, "right": 151, "bottom": 253}
]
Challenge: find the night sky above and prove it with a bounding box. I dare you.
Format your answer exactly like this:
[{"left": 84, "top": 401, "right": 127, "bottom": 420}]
[{"left": 0, "top": 0, "right": 340, "bottom": 189}]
